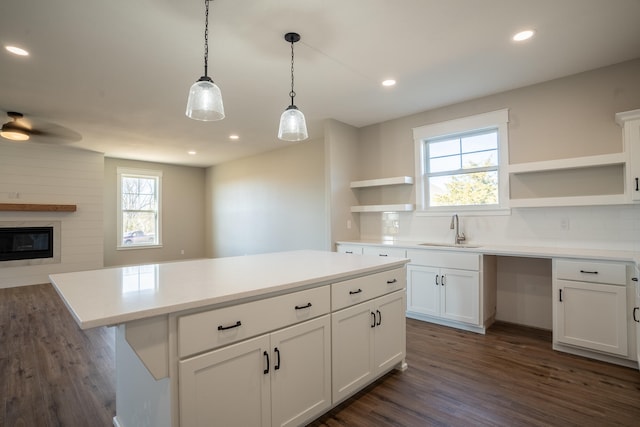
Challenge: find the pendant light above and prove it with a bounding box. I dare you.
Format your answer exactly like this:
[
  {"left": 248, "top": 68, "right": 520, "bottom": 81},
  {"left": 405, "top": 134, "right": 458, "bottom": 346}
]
[
  {"left": 185, "top": 0, "right": 224, "bottom": 121},
  {"left": 278, "top": 32, "right": 308, "bottom": 141}
]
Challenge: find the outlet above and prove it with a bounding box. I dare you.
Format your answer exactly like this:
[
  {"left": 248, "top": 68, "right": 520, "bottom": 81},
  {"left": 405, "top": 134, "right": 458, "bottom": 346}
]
[
  {"left": 560, "top": 218, "right": 570, "bottom": 230},
  {"left": 180, "top": 249, "right": 185, "bottom": 255},
  {"left": 347, "top": 219, "right": 352, "bottom": 230}
]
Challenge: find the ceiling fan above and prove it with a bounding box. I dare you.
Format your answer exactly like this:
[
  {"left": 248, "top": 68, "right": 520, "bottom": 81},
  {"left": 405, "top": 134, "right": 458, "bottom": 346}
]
[{"left": 0, "top": 111, "right": 82, "bottom": 143}]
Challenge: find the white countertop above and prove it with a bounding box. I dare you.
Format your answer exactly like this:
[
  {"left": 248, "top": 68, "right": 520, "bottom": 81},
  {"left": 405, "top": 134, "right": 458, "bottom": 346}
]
[
  {"left": 337, "top": 240, "right": 640, "bottom": 265},
  {"left": 49, "top": 250, "right": 408, "bottom": 329}
]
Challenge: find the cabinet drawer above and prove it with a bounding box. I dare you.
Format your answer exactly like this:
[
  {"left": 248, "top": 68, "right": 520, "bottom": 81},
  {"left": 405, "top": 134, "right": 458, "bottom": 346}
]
[
  {"left": 406, "top": 249, "right": 480, "bottom": 271},
  {"left": 336, "top": 244, "right": 363, "bottom": 255},
  {"left": 555, "top": 259, "right": 627, "bottom": 285},
  {"left": 362, "top": 246, "right": 406, "bottom": 258},
  {"left": 332, "top": 267, "right": 406, "bottom": 311},
  {"left": 178, "top": 286, "right": 330, "bottom": 358}
]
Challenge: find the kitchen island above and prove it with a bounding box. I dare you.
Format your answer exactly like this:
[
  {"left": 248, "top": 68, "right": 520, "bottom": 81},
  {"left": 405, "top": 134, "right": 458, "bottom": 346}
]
[{"left": 50, "top": 250, "right": 409, "bottom": 427}]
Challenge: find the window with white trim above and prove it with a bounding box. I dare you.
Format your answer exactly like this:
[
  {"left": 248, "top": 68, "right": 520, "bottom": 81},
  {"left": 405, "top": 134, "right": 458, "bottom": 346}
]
[
  {"left": 413, "top": 109, "right": 509, "bottom": 214},
  {"left": 117, "top": 168, "right": 162, "bottom": 249}
]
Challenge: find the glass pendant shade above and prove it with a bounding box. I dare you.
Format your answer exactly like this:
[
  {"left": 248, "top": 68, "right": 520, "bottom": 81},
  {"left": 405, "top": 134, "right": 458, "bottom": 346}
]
[
  {"left": 278, "top": 105, "right": 308, "bottom": 141},
  {"left": 186, "top": 76, "right": 225, "bottom": 121}
]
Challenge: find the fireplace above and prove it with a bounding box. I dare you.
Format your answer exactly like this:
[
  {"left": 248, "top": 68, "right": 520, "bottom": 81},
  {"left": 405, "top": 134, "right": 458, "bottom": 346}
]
[{"left": 0, "top": 226, "right": 54, "bottom": 262}]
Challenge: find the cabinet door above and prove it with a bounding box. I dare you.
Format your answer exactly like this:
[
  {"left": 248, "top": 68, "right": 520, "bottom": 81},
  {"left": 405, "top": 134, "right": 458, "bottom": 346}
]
[
  {"left": 179, "top": 334, "right": 271, "bottom": 427},
  {"left": 407, "top": 265, "right": 440, "bottom": 317},
  {"left": 270, "top": 316, "right": 331, "bottom": 427},
  {"left": 555, "top": 279, "right": 628, "bottom": 356},
  {"left": 372, "top": 291, "right": 406, "bottom": 375},
  {"left": 331, "top": 302, "right": 375, "bottom": 403},
  {"left": 440, "top": 268, "right": 480, "bottom": 325}
]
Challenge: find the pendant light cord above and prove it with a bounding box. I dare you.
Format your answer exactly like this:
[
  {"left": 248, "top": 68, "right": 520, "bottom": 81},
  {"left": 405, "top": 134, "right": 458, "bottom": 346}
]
[
  {"left": 289, "top": 39, "right": 296, "bottom": 106},
  {"left": 203, "top": 0, "right": 210, "bottom": 77}
]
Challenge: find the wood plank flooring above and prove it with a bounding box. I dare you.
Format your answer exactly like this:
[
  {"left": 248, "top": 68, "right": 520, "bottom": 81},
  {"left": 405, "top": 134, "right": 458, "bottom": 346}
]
[{"left": 2, "top": 283, "right": 639, "bottom": 426}]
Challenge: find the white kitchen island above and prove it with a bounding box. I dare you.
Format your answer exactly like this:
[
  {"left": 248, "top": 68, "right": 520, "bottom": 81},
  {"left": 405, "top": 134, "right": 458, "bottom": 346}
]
[{"left": 49, "top": 250, "right": 409, "bottom": 427}]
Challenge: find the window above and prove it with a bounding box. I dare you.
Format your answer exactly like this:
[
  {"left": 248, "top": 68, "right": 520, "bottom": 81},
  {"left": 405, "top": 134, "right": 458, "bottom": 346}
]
[
  {"left": 117, "top": 168, "right": 162, "bottom": 249},
  {"left": 413, "top": 109, "right": 509, "bottom": 214}
]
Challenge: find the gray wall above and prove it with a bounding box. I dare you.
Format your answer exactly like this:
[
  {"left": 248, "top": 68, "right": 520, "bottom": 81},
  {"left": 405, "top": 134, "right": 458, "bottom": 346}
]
[
  {"left": 205, "top": 138, "right": 328, "bottom": 258},
  {"left": 104, "top": 158, "right": 206, "bottom": 267}
]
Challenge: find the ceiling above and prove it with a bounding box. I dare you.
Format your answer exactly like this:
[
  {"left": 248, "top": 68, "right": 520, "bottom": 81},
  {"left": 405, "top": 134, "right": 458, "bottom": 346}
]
[{"left": 1, "top": 0, "right": 640, "bottom": 168}]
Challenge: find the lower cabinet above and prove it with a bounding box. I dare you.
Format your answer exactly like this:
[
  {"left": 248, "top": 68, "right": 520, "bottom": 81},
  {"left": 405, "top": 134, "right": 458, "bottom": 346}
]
[
  {"left": 179, "top": 315, "right": 331, "bottom": 427},
  {"left": 332, "top": 290, "right": 406, "bottom": 403},
  {"left": 407, "top": 265, "right": 479, "bottom": 325}
]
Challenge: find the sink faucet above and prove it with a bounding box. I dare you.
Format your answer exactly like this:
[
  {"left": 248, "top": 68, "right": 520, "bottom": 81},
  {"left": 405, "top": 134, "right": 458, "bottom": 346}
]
[{"left": 450, "top": 214, "right": 466, "bottom": 245}]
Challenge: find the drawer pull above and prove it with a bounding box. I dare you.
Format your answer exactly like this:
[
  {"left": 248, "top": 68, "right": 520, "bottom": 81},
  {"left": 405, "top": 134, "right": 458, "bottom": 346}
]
[
  {"left": 559, "top": 289, "right": 563, "bottom": 302},
  {"left": 441, "top": 275, "right": 446, "bottom": 286},
  {"left": 217, "top": 320, "right": 242, "bottom": 331},
  {"left": 349, "top": 288, "right": 363, "bottom": 295},
  {"left": 371, "top": 312, "right": 376, "bottom": 328},
  {"left": 294, "top": 302, "right": 312, "bottom": 310},
  {"left": 345, "top": 251, "right": 353, "bottom": 254},
  {"left": 263, "top": 351, "right": 270, "bottom": 374},
  {"left": 635, "top": 177, "right": 639, "bottom": 192},
  {"left": 435, "top": 275, "right": 439, "bottom": 286},
  {"left": 579, "top": 270, "right": 598, "bottom": 274},
  {"left": 274, "top": 347, "right": 281, "bottom": 370},
  {"left": 387, "top": 279, "right": 397, "bottom": 284},
  {"left": 632, "top": 277, "right": 638, "bottom": 282},
  {"left": 634, "top": 307, "right": 639, "bottom": 323},
  {"left": 379, "top": 254, "right": 388, "bottom": 257},
  {"left": 376, "top": 309, "right": 382, "bottom": 326}
]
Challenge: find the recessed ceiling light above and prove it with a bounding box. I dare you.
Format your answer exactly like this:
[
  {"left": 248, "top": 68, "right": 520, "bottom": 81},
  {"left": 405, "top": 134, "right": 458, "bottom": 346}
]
[
  {"left": 512, "top": 30, "right": 535, "bottom": 42},
  {"left": 382, "top": 79, "right": 396, "bottom": 87},
  {"left": 229, "top": 134, "right": 239, "bottom": 140},
  {"left": 188, "top": 150, "right": 197, "bottom": 155},
  {"left": 5, "top": 45, "right": 29, "bottom": 56}
]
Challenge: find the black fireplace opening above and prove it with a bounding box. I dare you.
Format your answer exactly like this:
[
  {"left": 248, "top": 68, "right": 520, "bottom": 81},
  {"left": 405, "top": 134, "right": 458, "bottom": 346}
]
[{"left": 0, "top": 227, "right": 54, "bottom": 262}]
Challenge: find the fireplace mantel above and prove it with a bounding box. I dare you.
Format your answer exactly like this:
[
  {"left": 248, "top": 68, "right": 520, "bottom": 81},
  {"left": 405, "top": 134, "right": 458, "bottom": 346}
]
[{"left": 0, "top": 203, "right": 77, "bottom": 212}]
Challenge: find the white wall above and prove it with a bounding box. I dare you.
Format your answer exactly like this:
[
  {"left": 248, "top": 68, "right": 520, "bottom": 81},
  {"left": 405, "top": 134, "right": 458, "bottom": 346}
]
[
  {"left": 206, "top": 139, "right": 328, "bottom": 258},
  {"left": 0, "top": 143, "right": 104, "bottom": 288}
]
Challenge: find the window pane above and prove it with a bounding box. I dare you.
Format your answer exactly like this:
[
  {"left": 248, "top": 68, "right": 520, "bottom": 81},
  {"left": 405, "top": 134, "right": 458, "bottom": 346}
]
[
  {"left": 428, "top": 138, "right": 460, "bottom": 158},
  {"left": 122, "top": 211, "right": 157, "bottom": 245},
  {"left": 429, "top": 171, "right": 499, "bottom": 207},
  {"left": 462, "top": 150, "right": 498, "bottom": 168},
  {"left": 461, "top": 131, "right": 497, "bottom": 153},
  {"left": 429, "top": 155, "right": 461, "bottom": 173}
]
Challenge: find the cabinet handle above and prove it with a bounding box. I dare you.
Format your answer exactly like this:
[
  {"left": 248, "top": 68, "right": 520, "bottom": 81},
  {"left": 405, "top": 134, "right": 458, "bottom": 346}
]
[
  {"left": 379, "top": 254, "right": 388, "bottom": 257},
  {"left": 263, "top": 351, "right": 269, "bottom": 374},
  {"left": 579, "top": 270, "right": 598, "bottom": 275},
  {"left": 371, "top": 312, "right": 376, "bottom": 328},
  {"left": 345, "top": 251, "right": 353, "bottom": 254},
  {"left": 441, "top": 274, "right": 446, "bottom": 286},
  {"left": 295, "top": 302, "right": 312, "bottom": 310},
  {"left": 559, "top": 289, "right": 563, "bottom": 302},
  {"left": 218, "top": 320, "right": 242, "bottom": 331},
  {"left": 634, "top": 307, "right": 639, "bottom": 323},
  {"left": 274, "top": 347, "right": 281, "bottom": 370},
  {"left": 376, "top": 309, "right": 382, "bottom": 326},
  {"left": 349, "top": 288, "right": 363, "bottom": 295},
  {"left": 435, "top": 275, "right": 439, "bottom": 286},
  {"left": 635, "top": 177, "right": 639, "bottom": 192},
  {"left": 387, "top": 279, "right": 397, "bottom": 284},
  {"left": 632, "top": 277, "right": 638, "bottom": 282}
]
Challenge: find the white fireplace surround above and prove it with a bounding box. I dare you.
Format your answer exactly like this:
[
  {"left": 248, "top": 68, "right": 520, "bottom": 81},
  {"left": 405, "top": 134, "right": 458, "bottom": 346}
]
[{"left": 0, "top": 221, "right": 61, "bottom": 267}]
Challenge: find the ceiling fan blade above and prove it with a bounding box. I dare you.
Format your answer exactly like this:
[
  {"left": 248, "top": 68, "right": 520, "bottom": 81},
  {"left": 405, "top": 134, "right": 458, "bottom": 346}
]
[{"left": 1, "top": 110, "right": 82, "bottom": 144}]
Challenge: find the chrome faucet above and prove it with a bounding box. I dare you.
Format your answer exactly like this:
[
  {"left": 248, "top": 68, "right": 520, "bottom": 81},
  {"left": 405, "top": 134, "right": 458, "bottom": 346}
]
[{"left": 450, "top": 214, "right": 466, "bottom": 245}]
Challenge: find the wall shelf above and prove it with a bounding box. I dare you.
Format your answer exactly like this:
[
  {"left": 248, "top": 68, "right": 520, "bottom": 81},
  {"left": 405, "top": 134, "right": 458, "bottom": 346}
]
[
  {"left": 351, "top": 204, "right": 414, "bottom": 213},
  {"left": 350, "top": 176, "right": 414, "bottom": 188},
  {"left": 0, "top": 203, "right": 77, "bottom": 212},
  {"left": 508, "top": 152, "right": 626, "bottom": 174}
]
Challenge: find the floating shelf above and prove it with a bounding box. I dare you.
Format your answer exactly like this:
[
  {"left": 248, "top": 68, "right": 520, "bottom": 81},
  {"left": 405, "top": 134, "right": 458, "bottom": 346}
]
[
  {"left": 350, "top": 176, "right": 414, "bottom": 188},
  {"left": 507, "top": 153, "right": 626, "bottom": 174},
  {"left": 350, "top": 204, "right": 414, "bottom": 213},
  {"left": 0, "top": 203, "right": 77, "bottom": 212},
  {"left": 509, "top": 194, "right": 625, "bottom": 208}
]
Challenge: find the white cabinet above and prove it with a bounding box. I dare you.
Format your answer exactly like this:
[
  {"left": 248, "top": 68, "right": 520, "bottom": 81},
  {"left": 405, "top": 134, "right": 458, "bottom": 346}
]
[
  {"left": 331, "top": 268, "right": 406, "bottom": 404},
  {"left": 178, "top": 286, "right": 332, "bottom": 427},
  {"left": 179, "top": 315, "right": 331, "bottom": 427},
  {"left": 335, "top": 243, "right": 406, "bottom": 258},
  {"left": 616, "top": 109, "right": 640, "bottom": 202},
  {"left": 336, "top": 244, "right": 363, "bottom": 255},
  {"left": 553, "top": 259, "right": 634, "bottom": 361},
  {"left": 406, "top": 249, "right": 493, "bottom": 333}
]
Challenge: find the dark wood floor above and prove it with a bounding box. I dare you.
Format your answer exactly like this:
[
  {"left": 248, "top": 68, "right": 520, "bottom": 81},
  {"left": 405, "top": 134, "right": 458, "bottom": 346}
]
[{"left": 2, "top": 284, "right": 640, "bottom": 426}]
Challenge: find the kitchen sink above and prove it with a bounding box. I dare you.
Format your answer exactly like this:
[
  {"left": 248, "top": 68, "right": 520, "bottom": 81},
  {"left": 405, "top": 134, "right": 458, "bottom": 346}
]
[{"left": 418, "top": 242, "right": 481, "bottom": 249}]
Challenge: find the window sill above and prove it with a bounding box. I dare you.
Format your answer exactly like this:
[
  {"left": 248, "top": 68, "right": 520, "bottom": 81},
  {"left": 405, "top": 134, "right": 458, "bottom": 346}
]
[
  {"left": 117, "top": 244, "right": 163, "bottom": 251},
  {"left": 414, "top": 207, "right": 511, "bottom": 217}
]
